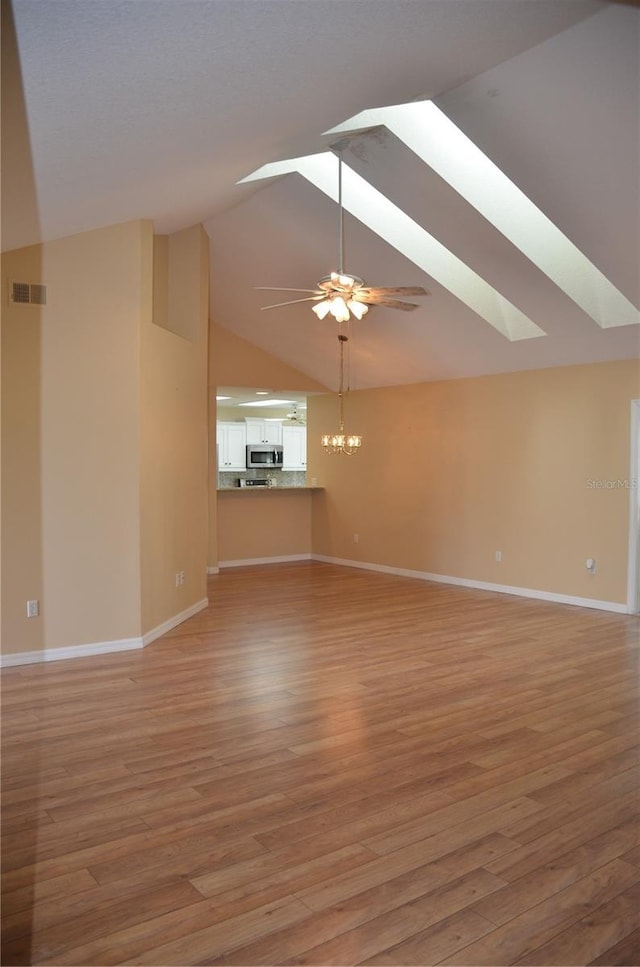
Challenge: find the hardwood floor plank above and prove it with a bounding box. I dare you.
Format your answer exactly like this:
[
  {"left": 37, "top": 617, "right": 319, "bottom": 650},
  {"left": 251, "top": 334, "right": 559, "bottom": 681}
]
[
  {"left": 621, "top": 845, "right": 640, "bottom": 867},
  {"left": 90, "top": 833, "right": 267, "bottom": 891},
  {"left": 361, "top": 796, "right": 543, "bottom": 858},
  {"left": 470, "top": 818, "right": 640, "bottom": 926},
  {"left": 1, "top": 562, "right": 638, "bottom": 966},
  {"left": 3, "top": 877, "right": 202, "bottom": 959},
  {"left": 438, "top": 859, "right": 640, "bottom": 966},
  {"left": 515, "top": 882, "right": 640, "bottom": 965},
  {"left": 207, "top": 855, "right": 506, "bottom": 966},
  {"left": 122, "top": 894, "right": 311, "bottom": 966},
  {"left": 253, "top": 788, "right": 454, "bottom": 855},
  {"left": 502, "top": 769, "right": 640, "bottom": 844},
  {"left": 589, "top": 926, "right": 640, "bottom": 965},
  {"left": 1, "top": 868, "right": 97, "bottom": 915},
  {"left": 1, "top": 814, "right": 152, "bottom": 884},
  {"left": 283, "top": 870, "right": 500, "bottom": 966},
  {"left": 360, "top": 909, "right": 494, "bottom": 965},
  {"left": 485, "top": 789, "right": 640, "bottom": 882},
  {"left": 293, "top": 833, "right": 518, "bottom": 914},
  {"left": 523, "top": 748, "right": 640, "bottom": 807}
]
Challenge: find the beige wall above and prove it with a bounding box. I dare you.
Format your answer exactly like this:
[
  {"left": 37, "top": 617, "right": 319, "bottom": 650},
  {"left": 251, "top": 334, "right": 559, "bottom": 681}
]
[
  {"left": 308, "top": 358, "right": 640, "bottom": 605},
  {"left": 209, "top": 323, "right": 328, "bottom": 392},
  {"left": 2, "top": 219, "right": 211, "bottom": 657},
  {"left": 217, "top": 491, "right": 312, "bottom": 562},
  {"left": 2, "top": 222, "right": 145, "bottom": 654},
  {"left": 1, "top": 245, "right": 44, "bottom": 652},
  {"left": 141, "top": 226, "right": 209, "bottom": 633}
]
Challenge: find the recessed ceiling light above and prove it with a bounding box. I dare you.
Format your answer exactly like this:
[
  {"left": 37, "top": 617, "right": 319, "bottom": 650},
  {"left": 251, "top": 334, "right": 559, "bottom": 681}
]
[
  {"left": 255, "top": 391, "right": 270, "bottom": 396},
  {"left": 239, "top": 399, "right": 295, "bottom": 407},
  {"left": 216, "top": 395, "right": 231, "bottom": 401}
]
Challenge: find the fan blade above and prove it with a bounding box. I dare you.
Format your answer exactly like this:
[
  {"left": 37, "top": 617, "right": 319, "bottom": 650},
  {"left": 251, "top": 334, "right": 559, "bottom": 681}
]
[
  {"left": 255, "top": 286, "right": 321, "bottom": 293},
  {"left": 362, "top": 296, "right": 421, "bottom": 311},
  {"left": 359, "top": 286, "right": 430, "bottom": 297},
  {"left": 261, "top": 296, "right": 323, "bottom": 310}
]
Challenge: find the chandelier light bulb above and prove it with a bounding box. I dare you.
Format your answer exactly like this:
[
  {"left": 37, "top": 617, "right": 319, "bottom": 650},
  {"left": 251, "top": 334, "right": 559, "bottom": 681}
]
[
  {"left": 330, "top": 296, "right": 349, "bottom": 322},
  {"left": 347, "top": 300, "right": 368, "bottom": 320},
  {"left": 312, "top": 300, "right": 332, "bottom": 320},
  {"left": 333, "top": 272, "right": 355, "bottom": 287}
]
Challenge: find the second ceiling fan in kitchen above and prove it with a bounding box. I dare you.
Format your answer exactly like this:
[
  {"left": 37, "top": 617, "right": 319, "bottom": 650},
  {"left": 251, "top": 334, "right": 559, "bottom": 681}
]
[{"left": 256, "top": 149, "right": 430, "bottom": 324}]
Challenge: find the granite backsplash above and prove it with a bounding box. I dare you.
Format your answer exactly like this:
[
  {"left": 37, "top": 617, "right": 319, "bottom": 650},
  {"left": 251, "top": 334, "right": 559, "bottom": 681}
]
[{"left": 219, "top": 468, "right": 307, "bottom": 489}]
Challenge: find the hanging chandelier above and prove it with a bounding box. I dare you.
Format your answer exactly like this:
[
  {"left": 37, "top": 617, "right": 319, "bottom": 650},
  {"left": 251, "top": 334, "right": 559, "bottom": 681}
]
[{"left": 321, "top": 333, "right": 362, "bottom": 455}]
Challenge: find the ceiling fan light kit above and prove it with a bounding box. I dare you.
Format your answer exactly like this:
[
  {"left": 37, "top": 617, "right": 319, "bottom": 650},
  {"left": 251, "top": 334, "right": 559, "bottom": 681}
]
[{"left": 312, "top": 273, "right": 370, "bottom": 322}]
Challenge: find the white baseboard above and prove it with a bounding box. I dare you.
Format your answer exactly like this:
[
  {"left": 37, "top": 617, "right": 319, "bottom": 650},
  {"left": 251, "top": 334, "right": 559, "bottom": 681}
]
[
  {"left": 207, "top": 566, "right": 220, "bottom": 575},
  {"left": 0, "top": 636, "right": 143, "bottom": 668},
  {"left": 1, "top": 598, "right": 210, "bottom": 668},
  {"left": 142, "top": 598, "right": 209, "bottom": 647},
  {"left": 311, "top": 554, "right": 629, "bottom": 614},
  {"left": 218, "top": 553, "right": 312, "bottom": 569}
]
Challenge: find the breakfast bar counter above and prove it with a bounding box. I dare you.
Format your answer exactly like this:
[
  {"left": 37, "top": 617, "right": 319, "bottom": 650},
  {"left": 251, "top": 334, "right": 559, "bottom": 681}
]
[
  {"left": 215, "top": 486, "right": 323, "bottom": 564},
  {"left": 217, "top": 486, "right": 323, "bottom": 492}
]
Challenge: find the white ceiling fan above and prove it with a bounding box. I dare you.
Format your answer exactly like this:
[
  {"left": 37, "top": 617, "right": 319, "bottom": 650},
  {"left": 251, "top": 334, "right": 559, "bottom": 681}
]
[
  {"left": 285, "top": 404, "right": 306, "bottom": 425},
  {"left": 257, "top": 149, "right": 430, "bottom": 323}
]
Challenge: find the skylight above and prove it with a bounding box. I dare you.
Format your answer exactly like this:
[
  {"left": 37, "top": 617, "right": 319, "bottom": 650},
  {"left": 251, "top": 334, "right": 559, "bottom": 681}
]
[{"left": 326, "top": 101, "right": 638, "bottom": 331}]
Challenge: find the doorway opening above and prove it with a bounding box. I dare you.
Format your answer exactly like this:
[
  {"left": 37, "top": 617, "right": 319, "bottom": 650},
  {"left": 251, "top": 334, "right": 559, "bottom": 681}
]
[{"left": 627, "top": 399, "right": 640, "bottom": 614}]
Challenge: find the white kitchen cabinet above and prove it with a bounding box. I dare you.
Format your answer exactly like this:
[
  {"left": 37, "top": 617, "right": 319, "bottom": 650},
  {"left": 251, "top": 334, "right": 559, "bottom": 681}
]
[
  {"left": 282, "top": 424, "right": 307, "bottom": 470},
  {"left": 217, "top": 422, "right": 247, "bottom": 471},
  {"left": 245, "top": 419, "right": 282, "bottom": 445}
]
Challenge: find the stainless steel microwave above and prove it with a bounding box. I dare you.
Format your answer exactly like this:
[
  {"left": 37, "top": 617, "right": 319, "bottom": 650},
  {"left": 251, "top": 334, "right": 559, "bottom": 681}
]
[{"left": 246, "top": 444, "right": 283, "bottom": 470}]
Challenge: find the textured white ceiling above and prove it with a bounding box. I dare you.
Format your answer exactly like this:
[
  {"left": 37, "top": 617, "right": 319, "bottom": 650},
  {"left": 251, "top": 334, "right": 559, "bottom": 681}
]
[{"left": 4, "top": 0, "right": 639, "bottom": 387}]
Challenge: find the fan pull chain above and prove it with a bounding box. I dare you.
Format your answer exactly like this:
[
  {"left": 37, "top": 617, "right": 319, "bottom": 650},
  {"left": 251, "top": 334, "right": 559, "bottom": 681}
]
[{"left": 337, "top": 332, "right": 347, "bottom": 429}]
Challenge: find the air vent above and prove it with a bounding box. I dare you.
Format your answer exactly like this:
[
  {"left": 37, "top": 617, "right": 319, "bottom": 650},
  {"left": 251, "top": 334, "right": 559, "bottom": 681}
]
[{"left": 10, "top": 280, "right": 47, "bottom": 306}]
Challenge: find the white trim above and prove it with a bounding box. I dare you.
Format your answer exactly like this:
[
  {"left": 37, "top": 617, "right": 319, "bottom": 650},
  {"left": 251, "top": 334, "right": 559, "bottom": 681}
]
[
  {"left": 0, "top": 636, "right": 143, "bottom": 668},
  {"left": 207, "top": 566, "right": 220, "bottom": 575},
  {"left": 142, "top": 598, "right": 209, "bottom": 647},
  {"left": 311, "top": 554, "right": 628, "bottom": 614},
  {"left": 1, "top": 598, "right": 210, "bottom": 668},
  {"left": 219, "top": 553, "right": 312, "bottom": 569},
  {"left": 627, "top": 399, "right": 640, "bottom": 614}
]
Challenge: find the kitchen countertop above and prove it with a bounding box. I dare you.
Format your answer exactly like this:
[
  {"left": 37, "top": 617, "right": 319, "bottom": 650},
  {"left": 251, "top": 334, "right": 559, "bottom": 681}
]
[{"left": 217, "top": 486, "right": 323, "bottom": 492}]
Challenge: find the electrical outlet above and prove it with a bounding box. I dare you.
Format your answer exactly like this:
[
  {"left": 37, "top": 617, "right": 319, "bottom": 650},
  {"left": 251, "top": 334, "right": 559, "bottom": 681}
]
[
  {"left": 586, "top": 558, "right": 597, "bottom": 573},
  {"left": 26, "top": 599, "right": 39, "bottom": 618},
  {"left": 353, "top": 533, "right": 359, "bottom": 544},
  {"left": 175, "top": 572, "right": 181, "bottom": 587},
  {"left": 179, "top": 571, "right": 185, "bottom": 585},
  {"left": 495, "top": 550, "right": 503, "bottom": 562}
]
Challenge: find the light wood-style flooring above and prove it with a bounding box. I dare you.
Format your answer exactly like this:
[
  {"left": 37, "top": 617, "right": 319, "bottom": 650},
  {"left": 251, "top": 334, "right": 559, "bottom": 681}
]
[{"left": 2, "top": 561, "right": 639, "bottom": 966}]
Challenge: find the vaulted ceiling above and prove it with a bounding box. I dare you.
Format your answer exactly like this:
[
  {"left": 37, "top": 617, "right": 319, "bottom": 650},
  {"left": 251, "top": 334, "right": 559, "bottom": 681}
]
[{"left": 4, "top": 0, "right": 639, "bottom": 389}]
